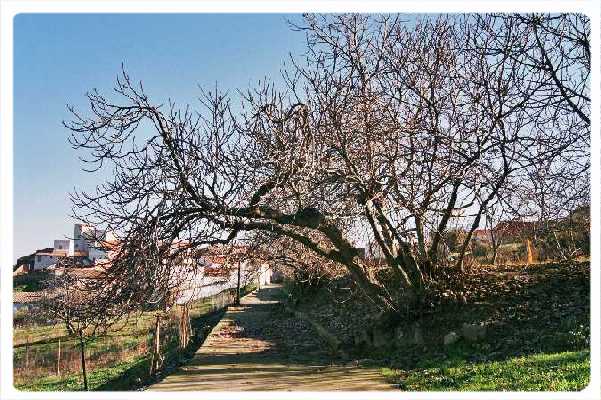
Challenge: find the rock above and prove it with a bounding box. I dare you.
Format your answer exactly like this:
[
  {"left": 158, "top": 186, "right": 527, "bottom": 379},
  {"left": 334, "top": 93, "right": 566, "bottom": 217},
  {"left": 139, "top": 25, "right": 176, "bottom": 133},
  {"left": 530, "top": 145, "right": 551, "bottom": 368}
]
[
  {"left": 461, "top": 323, "right": 487, "bottom": 342},
  {"left": 444, "top": 331, "right": 460, "bottom": 346},
  {"left": 395, "top": 323, "right": 424, "bottom": 346},
  {"left": 372, "top": 327, "right": 393, "bottom": 348},
  {"left": 413, "top": 324, "right": 424, "bottom": 345},
  {"left": 345, "top": 359, "right": 360, "bottom": 367},
  {"left": 354, "top": 329, "right": 371, "bottom": 347},
  {"left": 395, "top": 326, "right": 407, "bottom": 343}
]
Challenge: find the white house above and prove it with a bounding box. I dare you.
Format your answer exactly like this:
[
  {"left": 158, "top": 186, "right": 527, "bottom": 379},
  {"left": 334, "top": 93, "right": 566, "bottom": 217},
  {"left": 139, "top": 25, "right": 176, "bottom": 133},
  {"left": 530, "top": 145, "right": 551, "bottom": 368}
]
[
  {"left": 53, "top": 239, "right": 70, "bottom": 251},
  {"left": 32, "top": 223, "right": 112, "bottom": 270},
  {"left": 33, "top": 250, "right": 63, "bottom": 270}
]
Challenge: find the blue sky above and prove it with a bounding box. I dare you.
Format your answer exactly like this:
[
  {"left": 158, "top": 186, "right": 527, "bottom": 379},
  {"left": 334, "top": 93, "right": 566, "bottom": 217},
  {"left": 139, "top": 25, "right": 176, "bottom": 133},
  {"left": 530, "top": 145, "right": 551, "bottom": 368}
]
[{"left": 13, "top": 13, "right": 306, "bottom": 262}]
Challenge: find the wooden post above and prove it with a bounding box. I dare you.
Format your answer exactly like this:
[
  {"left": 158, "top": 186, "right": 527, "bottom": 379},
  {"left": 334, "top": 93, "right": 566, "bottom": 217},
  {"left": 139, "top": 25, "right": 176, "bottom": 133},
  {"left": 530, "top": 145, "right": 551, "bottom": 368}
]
[
  {"left": 25, "top": 337, "right": 30, "bottom": 369},
  {"left": 178, "top": 304, "right": 191, "bottom": 350},
  {"left": 178, "top": 306, "right": 184, "bottom": 350},
  {"left": 149, "top": 314, "right": 161, "bottom": 376},
  {"left": 79, "top": 331, "right": 88, "bottom": 391},
  {"left": 186, "top": 305, "right": 191, "bottom": 344},
  {"left": 526, "top": 239, "right": 534, "bottom": 265},
  {"left": 57, "top": 337, "right": 61, "bottom": 376},
  {"left": 235, "top": 261, "right": 241, "bottom": 306}
]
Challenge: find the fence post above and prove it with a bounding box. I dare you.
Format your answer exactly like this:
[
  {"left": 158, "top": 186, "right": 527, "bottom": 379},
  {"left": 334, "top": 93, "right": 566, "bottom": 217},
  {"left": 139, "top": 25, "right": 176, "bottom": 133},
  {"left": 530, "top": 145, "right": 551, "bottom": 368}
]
[
  {"left": 57, "top": 337, "right": 61, "bottom": 376},
  {"left": 149, "top": 314, "right": 162, "bottom": 376},
  {"left": 526, "top": 238, "right": 534, "bottom": 265},
  {"left": 236, "top": 262, "right": 241, "bottom": 305},
  {"left": 25, "top": 336, "right": 30, "bottom": 369}
]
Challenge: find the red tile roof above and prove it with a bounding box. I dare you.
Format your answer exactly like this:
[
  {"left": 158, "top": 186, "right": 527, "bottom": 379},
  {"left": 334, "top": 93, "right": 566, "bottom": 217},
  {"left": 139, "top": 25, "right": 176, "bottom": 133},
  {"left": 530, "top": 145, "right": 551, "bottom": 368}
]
[{"left": 13, "top": 291, "right": 42, "bottom": 304}]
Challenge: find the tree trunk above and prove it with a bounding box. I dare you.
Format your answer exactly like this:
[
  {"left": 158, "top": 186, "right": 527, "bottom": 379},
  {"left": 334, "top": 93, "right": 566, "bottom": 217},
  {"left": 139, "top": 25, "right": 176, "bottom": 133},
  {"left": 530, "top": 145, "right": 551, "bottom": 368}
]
[
  {"left": 488, "top": 222, "right": 498, "bottom": 265},
  {"left": 149, "top": 314, "right": 162, "bottom": 376},
  {"left": 78, "top": 331, "right": 88, "bottom": 391}
]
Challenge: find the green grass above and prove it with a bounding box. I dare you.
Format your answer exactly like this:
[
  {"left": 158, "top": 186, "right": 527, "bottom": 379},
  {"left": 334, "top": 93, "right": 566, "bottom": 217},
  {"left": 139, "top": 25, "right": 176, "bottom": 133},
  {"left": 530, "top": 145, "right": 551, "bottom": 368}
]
[
  {"left": 15, "top": 357, "right": 148, "bottom": 391},
  {"left": 14, "top": 285, "right": 255, "bottom": 391},
  {"left": 381, "top": 350, "right": 590, "bottom": 391}
]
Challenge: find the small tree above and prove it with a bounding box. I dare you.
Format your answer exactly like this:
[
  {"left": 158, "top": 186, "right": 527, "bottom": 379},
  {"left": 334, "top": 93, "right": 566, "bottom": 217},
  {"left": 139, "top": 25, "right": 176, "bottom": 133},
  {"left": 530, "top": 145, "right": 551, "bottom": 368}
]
[{"left": 40, "top": 271, "right": 119, "bottom": 390}]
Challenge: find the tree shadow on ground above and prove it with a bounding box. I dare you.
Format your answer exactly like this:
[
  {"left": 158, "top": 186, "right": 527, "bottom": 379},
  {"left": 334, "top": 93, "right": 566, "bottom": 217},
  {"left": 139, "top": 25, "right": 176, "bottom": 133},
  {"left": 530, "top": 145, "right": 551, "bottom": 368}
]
[
  {"left": 95, "top": 309, "right": 226, "bottom": 391},
  {"left": 344, "top": 262, "right": 590, "bottom": 373},
  {"left": 148, "top": 289, "right": 391, "bottom": 391}
]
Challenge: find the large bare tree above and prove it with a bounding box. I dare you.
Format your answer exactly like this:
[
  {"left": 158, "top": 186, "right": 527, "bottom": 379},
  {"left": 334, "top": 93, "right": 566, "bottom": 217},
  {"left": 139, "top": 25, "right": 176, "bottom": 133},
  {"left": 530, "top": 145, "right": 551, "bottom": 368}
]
[
  {"left": 66, "top": 14, "right": 589, "bottom": 315},
  {"left": 473, "top": 14, "right": 591, "bottom": 258}
]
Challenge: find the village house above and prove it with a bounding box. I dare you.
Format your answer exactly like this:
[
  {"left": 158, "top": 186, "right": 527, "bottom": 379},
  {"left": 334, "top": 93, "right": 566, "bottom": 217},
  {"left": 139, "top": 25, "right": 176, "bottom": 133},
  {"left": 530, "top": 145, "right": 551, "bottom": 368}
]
[
  {"left": 470, "top": 220, "right": 537, "bottom": 246},
  {"left": 14, "top": 231, "right": 275, "bottom": 319},
  {"left": 472, "top": 229, "right": 491, "bottom": 243},
  {"left": 31, "top": 223, "right": 116, "bottom": 271}
]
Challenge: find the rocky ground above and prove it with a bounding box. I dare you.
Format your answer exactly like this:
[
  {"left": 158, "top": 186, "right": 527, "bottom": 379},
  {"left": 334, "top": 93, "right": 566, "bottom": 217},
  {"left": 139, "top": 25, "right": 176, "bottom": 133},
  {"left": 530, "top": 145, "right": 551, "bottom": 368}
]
[{"left": 293, "top": 261, "right": 590, "bottom": 369}]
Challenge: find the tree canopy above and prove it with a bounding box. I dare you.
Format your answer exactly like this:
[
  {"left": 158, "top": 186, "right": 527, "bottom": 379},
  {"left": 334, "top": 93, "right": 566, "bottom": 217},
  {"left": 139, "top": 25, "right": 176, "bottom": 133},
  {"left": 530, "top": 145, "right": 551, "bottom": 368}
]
[{"left": 66, "top": 14, "right": 590, "bottom": 314}]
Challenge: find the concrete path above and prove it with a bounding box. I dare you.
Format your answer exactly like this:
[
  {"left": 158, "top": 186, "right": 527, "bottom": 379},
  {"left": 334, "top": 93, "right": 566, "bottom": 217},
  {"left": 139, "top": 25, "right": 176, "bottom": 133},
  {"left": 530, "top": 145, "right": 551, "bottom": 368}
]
[{"left": 149, "top": 284, "right": 393, "bottom": 391}]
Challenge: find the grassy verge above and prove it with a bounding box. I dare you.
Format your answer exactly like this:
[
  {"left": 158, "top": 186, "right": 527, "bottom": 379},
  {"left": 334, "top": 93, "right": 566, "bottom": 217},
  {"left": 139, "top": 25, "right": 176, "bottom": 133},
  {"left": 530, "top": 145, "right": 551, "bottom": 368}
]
[
  {"left": 381, "top": 350, "right": 590, "bottom": 391},
  {"left": 15, "top": 357, "right": 147, "bottom": 392},
  {"left": 14, "top": 285, "right": 255, "bottom": 391}
]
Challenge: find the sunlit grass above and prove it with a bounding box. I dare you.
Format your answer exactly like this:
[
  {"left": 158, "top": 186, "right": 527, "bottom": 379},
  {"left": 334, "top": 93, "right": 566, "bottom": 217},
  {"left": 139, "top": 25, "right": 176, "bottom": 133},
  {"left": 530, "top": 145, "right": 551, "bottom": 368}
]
[
  {"left": 15, "top": 357, "right": 148, "bottom": 392},
  {"left": 13, "top": 286, "right": 253, "bottom": 391},
  {"left": 381, "top": 350, "right": 590, "bottom": 391}
]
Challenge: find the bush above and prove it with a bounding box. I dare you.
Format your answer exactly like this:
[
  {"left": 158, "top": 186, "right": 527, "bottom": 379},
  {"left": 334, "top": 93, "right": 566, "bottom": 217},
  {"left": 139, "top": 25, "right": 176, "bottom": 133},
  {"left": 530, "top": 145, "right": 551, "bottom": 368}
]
[
  {"left": 472, "top": 243, "right": 489, "bottom": 258},
  {"left": 13, "top": 271, "right": 51, "bottom": 292},
  {"left": 283, "top": 276, "right": 324, "bottom": 305}
]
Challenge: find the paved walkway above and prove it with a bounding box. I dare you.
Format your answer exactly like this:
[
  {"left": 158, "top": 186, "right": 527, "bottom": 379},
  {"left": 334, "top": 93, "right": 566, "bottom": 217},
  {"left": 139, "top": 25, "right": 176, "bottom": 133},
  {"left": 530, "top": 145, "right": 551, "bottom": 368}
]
[{"left": 149, "top": 284, "right": 393, "bottom": 391}]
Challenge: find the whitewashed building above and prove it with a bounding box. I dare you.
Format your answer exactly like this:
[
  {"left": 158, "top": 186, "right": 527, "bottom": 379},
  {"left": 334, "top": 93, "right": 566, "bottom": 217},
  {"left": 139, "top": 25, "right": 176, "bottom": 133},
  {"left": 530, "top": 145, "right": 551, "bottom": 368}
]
[{"left": 33, "top": 223, "right": 113, "bottom": 270}]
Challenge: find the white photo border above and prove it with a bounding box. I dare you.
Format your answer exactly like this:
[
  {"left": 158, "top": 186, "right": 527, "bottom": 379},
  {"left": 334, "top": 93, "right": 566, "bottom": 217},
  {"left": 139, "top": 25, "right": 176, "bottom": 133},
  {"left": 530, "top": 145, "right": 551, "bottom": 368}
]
[{"left": 1, "top": 1, "right": 599, "bottom": 400}]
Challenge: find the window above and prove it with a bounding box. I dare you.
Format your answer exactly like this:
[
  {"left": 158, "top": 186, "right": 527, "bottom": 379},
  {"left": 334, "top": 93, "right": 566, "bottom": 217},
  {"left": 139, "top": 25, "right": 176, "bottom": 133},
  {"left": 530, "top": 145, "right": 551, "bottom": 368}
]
[{"left": 36, "top": 256, "right": 41, "bottom": 262}]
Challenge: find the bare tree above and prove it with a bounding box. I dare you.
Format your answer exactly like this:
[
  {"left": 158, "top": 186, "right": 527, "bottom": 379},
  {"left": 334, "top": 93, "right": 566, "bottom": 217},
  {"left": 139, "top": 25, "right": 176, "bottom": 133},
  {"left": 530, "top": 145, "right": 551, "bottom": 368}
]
[
  {"left": 65, "top": 14, "right": 589, "bottom": 317},
  {"left": 40, "top": 270, "right": 120, "bottom": 390},
  {"left": 474, "top": 14, "right": 590, "bottom": 248},
  {"left": 250, "top": 231, "right": 347, "bottom": 297}
]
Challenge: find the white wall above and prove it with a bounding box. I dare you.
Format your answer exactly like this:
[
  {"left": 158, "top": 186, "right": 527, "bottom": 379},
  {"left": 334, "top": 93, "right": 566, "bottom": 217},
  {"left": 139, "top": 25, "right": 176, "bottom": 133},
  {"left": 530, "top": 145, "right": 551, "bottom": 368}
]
[
  {"left": 174, "top": 261, "right": 263, "bottom": 305},
  {"left": 53, "top": 239, "right": 69, "bottom": 251},
  {"left": 88, "top": 245, "right": 107, "bottom": 263},
  {"left": 33, "top": 254, "right": 56, "bottom": 270},
  {"left": 257, "top": 263, "right": 272, "bottom": 287}
]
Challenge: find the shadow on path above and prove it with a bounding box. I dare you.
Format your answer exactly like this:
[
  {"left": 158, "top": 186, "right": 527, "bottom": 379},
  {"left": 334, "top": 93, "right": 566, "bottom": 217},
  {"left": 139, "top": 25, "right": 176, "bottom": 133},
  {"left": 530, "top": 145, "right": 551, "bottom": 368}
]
[{"left": 149, "top": 284, "right": 393, "bottom": 391}]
